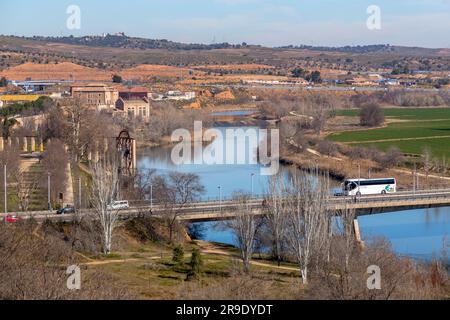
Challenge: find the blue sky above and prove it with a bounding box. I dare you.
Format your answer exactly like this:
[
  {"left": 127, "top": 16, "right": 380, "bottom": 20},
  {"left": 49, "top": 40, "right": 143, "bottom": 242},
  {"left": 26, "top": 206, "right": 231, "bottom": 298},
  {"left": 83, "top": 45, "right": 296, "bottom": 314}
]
[{"left": 1, "top": 0, "right": 449, "bottom": 48}]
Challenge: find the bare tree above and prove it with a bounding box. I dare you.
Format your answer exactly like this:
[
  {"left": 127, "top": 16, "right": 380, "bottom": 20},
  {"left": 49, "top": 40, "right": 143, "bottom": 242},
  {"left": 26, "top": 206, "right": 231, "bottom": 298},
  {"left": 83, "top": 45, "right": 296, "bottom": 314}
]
[
  {"left": 335, "top": 204, "right": 357, "bottom": 270},
  {"left": 62, "top": 98, "right": 89, "bottom": 162},
  {"left": 89, "top": 154, "right": 121, "bottom": 255},
  {"left": 360, "top": 103, "right": 385, "bottom": 127},
  {"left": 11, "top": 168, "right": 38, "bottom": 212},
  {"left": 153, "top": 172, "right": 205, "bottom": 243},
  {"left": 41, "top": 139, "right": 69, "bottom": 208},
  {"left": 284, "top": 169, "right": 331, "bottom": 284},
  {"left": 225, "top": 192, "right": 257, "bottom": 274},
  {"left": 264, "top": 176, "right": 288, "bottom": 266}
]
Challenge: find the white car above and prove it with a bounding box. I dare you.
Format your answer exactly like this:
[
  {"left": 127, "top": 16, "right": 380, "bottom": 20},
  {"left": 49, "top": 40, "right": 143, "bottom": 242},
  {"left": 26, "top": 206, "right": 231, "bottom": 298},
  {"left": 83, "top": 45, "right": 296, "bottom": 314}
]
[{"left": 107, "top": 201, "right": 130, "bottom": 210}]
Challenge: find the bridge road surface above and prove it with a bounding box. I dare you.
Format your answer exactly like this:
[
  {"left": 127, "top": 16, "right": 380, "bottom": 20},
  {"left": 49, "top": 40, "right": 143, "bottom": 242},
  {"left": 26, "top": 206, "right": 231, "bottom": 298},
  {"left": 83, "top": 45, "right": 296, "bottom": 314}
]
[{"left": 2, "top": 189, "right": 450, "bottom": 223}]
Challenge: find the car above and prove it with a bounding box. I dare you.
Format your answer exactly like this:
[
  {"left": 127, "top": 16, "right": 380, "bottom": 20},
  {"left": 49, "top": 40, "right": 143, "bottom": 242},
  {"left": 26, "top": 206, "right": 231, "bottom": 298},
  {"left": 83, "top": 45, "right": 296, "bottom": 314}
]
[
  {"left": 4, "top": 214, "right": 21, "bottom": 223},
  {"left": 107, "top": 201, "right": 130, "bottom": 210},
  {"left": 56, "top": 206, "right": 76, "bottom": 215}
]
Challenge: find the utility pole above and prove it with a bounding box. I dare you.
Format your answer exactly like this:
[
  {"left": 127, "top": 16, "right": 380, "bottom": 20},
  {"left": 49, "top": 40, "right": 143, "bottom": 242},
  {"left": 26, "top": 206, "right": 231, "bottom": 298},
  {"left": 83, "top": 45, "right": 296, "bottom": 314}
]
[
  {"left": 150, "top": 184, "right": 153, "bottom": 210},
  {"left": 3, "top": 164, "right": 7, "bottom": 214},
  {"left": 47, "top": 172, "right": 52, "bottom": 212},
  {"left": 358, "top": 163, "right": 361, "bottom": 196},
  {"left": 78, "top": 177, "right": 82, "bottom": 209},
  {"left": 251, "top": 173, "right": 255, "bottom": 198},
  {"left": 218, "top": 186, "right": 222, "bottom": 211}
]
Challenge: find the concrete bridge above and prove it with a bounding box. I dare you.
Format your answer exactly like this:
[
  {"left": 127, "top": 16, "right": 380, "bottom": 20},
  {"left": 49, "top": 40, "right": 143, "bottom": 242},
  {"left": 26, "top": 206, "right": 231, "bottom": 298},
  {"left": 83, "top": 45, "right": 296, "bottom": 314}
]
[{"left": 2, "top": 189, "right": 450, "bottom": 223}]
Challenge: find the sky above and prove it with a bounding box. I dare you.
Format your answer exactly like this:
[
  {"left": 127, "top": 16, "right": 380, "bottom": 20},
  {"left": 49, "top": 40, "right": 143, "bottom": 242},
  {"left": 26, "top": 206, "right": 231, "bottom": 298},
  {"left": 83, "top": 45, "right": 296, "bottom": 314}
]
[{"left": 0, "top": 0, "right": 449, "bottom": 48}]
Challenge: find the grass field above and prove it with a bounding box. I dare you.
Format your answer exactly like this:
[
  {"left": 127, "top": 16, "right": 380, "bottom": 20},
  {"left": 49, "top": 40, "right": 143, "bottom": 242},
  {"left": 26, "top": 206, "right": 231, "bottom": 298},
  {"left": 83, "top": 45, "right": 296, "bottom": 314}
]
[{"left": 329, "top": 108, "right": 450, "bottom": 158}]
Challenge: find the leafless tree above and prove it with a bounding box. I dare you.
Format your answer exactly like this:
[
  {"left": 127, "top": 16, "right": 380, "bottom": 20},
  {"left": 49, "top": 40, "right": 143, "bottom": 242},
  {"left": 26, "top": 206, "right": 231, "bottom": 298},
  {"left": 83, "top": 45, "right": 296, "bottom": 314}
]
[
  {"left": 284, "top": 169, "right": 332, "bottom": 284},
  {"left": 153, "top": 172, "right": 205, "bottom": 243},
  {"left": 89, "top": 153, "right": 121, "bottom": 255},
  {"left": 263, "top": 176, "right": 288, "bottom": 266},
  {"left": 225, "top": 192, "right": 257, "bottom": 274},
  {"left": 41, "top": 139, "right": 69, "bottom": 207},
  {"left": 11, "top": 168, "right": 38, "bottom": 212},
  {"left": 380, "top": 147, "right": 404, "bottom": 169},
  {"left": 360, "top": 102, "right": 385, "bottom": 127},
  {"left": 335, "top": 204, "right": 357, "bottom": 270},
  {"left": 61, "top": 98, "right": 89, "bottom": 162}
]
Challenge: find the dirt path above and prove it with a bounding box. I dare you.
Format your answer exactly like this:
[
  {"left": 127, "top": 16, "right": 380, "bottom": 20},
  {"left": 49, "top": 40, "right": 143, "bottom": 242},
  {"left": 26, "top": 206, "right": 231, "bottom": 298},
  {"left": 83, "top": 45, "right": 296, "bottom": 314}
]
[
  {"left": 81, "top": 242, "right": 299, "bottom": 273},
  {"left": 196, "top": 241, "right": 299, "bottom": 272},
  {"left": 345, "top": 134, "right": 450, "bottom": 145}
]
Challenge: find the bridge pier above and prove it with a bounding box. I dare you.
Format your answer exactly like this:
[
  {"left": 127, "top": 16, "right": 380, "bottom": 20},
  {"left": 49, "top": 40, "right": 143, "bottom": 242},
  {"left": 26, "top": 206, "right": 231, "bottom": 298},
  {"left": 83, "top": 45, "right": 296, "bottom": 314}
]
[
  {"left": 23, "top": 137, "right": 28, "bottom": 152},
  {"left": 30, "top": 137, "right": 36, "bottom": 152}
]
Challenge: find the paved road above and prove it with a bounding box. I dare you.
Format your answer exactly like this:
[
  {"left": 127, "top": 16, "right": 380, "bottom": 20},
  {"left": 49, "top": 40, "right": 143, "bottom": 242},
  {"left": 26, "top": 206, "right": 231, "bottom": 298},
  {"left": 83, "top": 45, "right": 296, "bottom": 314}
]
[
  {"left": 196, "top": 84, "right": 448, "bottom": 93},
  {"left": 2, "top": 188, "right": 450, "bottom": 223}
]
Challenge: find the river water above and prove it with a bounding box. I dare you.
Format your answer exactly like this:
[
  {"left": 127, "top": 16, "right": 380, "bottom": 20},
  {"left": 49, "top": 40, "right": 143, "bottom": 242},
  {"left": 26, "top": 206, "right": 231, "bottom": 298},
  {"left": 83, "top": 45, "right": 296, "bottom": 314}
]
[{"left": 137, "top": 123, "right": 449, "bottom": 261}]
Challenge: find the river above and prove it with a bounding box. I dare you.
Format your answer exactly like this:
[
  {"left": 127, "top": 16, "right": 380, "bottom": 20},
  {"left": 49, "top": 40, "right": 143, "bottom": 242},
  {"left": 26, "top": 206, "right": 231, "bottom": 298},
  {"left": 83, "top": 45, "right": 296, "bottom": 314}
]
[{"left": 137, "top": 122, "right": 449, "bottom": 262}]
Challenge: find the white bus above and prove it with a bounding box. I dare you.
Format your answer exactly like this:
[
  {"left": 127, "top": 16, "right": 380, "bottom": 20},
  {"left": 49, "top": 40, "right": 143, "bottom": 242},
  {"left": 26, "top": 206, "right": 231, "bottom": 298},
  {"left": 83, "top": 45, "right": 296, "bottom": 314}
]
[{"left": 342, "top": 178, "right": 397, "bottom": 196}]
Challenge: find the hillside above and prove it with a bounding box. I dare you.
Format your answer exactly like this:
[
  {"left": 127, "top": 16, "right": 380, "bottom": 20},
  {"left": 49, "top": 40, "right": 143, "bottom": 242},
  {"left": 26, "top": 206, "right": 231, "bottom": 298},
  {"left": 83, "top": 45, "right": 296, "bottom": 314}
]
[
  {"left": 0, "top": 62, "right": 112, "bottom": 81},
  {"left": 1, "top": 35, "right": 449, "bottom": 73}
]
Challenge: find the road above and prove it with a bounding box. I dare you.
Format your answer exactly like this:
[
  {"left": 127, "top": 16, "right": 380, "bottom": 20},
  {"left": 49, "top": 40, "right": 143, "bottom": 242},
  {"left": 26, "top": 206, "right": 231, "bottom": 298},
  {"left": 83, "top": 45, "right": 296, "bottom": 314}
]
[
  {"left": 196, "top": 83, "right": 448, "bottom": 93},
  {"left": 2, "top": 188, "right": 450, "bottom": 223}
]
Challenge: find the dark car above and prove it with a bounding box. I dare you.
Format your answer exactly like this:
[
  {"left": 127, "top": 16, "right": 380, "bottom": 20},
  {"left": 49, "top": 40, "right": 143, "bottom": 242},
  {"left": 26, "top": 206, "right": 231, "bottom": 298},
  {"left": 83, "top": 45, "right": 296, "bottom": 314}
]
[{"left": 56, "top": 206, "right": 75, "bottom": 215}]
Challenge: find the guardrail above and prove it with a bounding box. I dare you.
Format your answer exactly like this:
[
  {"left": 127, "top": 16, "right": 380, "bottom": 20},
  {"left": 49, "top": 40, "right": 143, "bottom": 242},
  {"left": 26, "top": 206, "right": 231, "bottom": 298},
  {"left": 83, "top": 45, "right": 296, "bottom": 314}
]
[{"left": 3, "top": 189, "right": 450, "bottom": 221}]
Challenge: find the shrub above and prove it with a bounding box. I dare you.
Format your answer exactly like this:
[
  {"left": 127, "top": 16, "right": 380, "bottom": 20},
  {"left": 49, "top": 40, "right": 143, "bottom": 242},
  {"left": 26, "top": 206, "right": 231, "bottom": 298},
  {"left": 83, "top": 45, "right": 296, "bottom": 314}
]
[
  {"left": 318, "top": 140, "right": 339, "bottom": 157},
  {"left": 360, "top": 103, "right": 385, "bottom": 127},
  {"left": 379, "top": 147, "right": 405, "bottom": 168},
  {"left": 186, "top": 249, "right": 203, "bottom": 281},
  {"left": 172, "top": 245, "right": 185, "bottom": 264}
]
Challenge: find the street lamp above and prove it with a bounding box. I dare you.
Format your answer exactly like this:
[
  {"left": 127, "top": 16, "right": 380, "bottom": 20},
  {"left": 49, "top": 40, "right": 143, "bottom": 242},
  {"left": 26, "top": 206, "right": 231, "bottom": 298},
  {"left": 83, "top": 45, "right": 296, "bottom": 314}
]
[
  {"left": 357, "top": 164, "right": 361, "bottom": 196},
  {"left": 3, "top": 164, "right": 7, "bottom": 215},
  {"left": 150, "top": 184, "right": 153, "bottom": 210},
  {"left": 47, "top": 172, "right": 52, "bottom": 212},
  {"left": 218, "top": 186, "right": 222, "bottom": 211},
  {"left": 251, "top": 173, "right": 255, "bottom": 198}
]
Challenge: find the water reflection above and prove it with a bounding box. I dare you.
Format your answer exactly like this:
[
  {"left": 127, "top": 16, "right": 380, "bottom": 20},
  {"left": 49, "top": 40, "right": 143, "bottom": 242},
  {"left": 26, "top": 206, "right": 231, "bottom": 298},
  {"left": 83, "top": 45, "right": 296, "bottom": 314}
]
[
  {"left": 137, "top": 126, "right": 449, "bottom": 261},
  {"left": 138, "top": 126, "right": 298, "bottom": 200},
  {"left": 358, "top": 207, "right": 449, "bottom": 261}
]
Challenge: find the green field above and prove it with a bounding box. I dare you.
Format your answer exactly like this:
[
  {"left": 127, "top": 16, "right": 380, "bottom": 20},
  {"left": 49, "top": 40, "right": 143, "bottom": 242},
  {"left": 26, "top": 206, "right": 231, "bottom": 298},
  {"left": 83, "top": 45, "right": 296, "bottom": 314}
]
[{"left": 329, "top": 108, "right": 450, "bottom": 158}]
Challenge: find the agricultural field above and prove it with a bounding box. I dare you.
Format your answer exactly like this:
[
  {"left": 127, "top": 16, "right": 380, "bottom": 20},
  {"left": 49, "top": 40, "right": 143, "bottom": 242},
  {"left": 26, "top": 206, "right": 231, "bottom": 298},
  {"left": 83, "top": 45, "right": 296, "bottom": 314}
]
[{"left": 328, "top": 108, "right": 450, "bottom": 158}]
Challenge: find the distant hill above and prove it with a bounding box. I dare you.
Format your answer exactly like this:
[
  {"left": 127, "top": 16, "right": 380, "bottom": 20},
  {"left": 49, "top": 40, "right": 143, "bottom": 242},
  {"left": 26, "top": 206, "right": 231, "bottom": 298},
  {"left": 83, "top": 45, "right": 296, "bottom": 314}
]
[
  {"left": 21, "top": 34, "right": 246, "bottom": 51},
  {"left": 0, "top": 35, "right": 448, "bottom": 72}
]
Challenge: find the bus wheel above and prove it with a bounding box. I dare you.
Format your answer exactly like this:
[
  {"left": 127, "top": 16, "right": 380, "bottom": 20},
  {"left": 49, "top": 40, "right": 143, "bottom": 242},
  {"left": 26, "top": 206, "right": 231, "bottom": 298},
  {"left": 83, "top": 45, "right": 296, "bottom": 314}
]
[{"left": 381, "top": 190, "right": 387, "bottom": 195}]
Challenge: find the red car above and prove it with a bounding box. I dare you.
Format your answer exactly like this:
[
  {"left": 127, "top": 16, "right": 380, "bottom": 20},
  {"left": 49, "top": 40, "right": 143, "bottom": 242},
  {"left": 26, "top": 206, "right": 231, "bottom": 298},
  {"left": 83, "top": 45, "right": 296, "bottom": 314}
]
[{"left": 4, "top": 214, "right": 21, "bottom": 223}]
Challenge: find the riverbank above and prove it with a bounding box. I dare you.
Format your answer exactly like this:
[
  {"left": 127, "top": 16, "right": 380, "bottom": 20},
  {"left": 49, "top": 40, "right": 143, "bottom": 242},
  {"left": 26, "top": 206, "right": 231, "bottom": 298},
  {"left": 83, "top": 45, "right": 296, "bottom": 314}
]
[{"left": 280, "top": 150, "right": 450, "bottom": 190}]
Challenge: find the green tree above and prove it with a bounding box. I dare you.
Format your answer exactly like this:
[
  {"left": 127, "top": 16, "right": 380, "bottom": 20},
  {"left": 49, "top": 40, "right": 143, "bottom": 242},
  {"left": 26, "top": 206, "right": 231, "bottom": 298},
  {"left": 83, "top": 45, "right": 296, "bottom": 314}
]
[
  {"left": 0, "top": 77, "right": 7, "bottom": 87},
  {"left": 186, "top": 249, "right": 203, "bottom": 281},
  {"left": 291, "top": 67, "right": 307, "bottom": 78},
  {"left": 1, "top": 117, "right": 18, "bottom": 140},
  {"left": 172, "top": 245, "right": 184, "bottom": 264},
  {"left": 308, "top": 71, "right": 322, "bottom": 83},
  {"left": 112, "top": 74, "right": 122, "bottom": 83}
]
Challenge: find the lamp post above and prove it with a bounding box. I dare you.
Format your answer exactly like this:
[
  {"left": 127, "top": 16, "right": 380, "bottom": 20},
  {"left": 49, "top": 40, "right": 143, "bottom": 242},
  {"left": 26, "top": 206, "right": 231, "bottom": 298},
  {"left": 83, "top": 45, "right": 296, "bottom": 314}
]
[
  {"left": 3, "top": 164, "right": 7, "bottom": 215},
  {"left": 78, "top": 177, "right": 82, "bottom": 209},
  {"left": 358, "top": 164, "right": 361, "bottom": 196},
  {"left": 218, "top": 186, "right": 222, "bottom": 211},
  {"left": 251, "top": 173, "right": 255, "bottom": 198},
  {"left": 150, "top": 184, "right": 153, "bottom": 210},
  {"left": 47, "top": 172, "right": 52, "bottom": 212}
]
